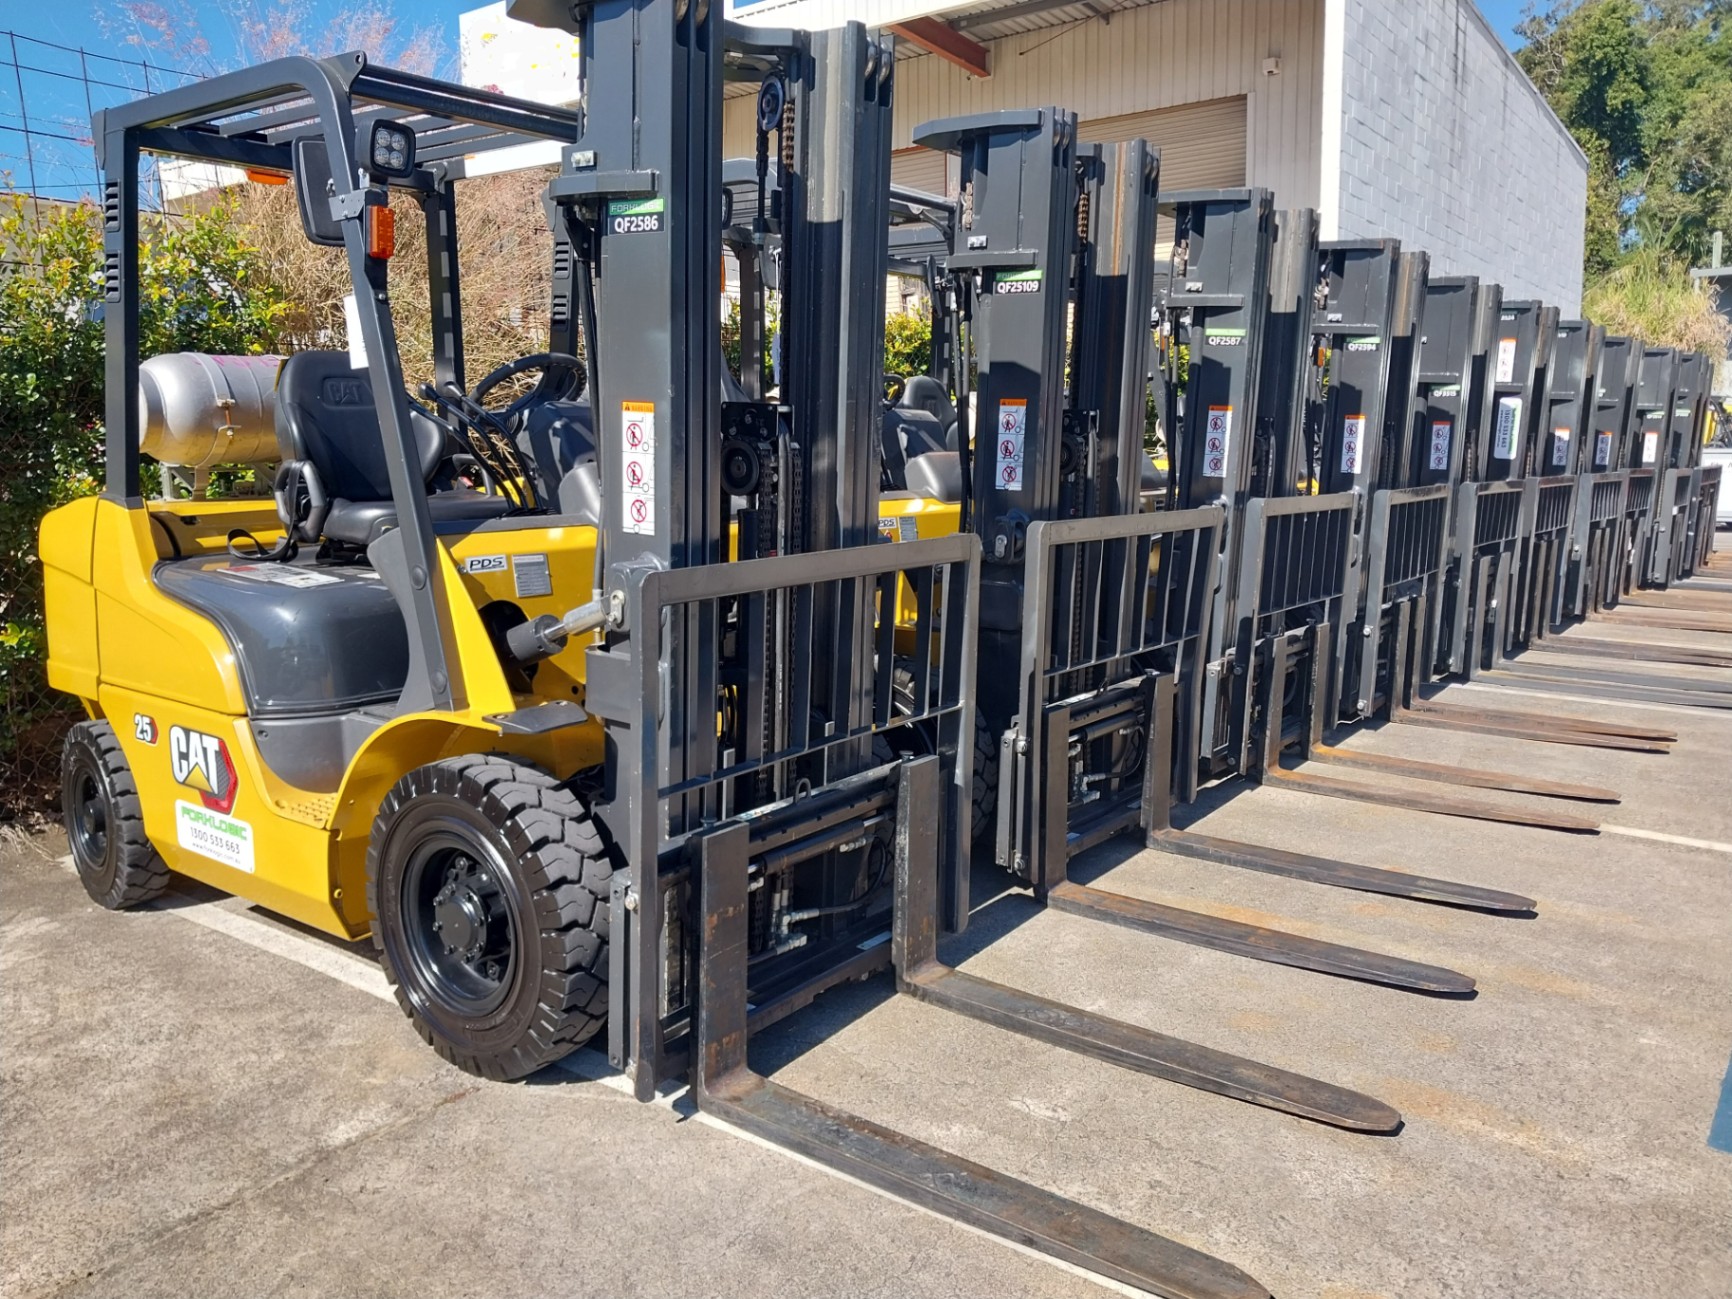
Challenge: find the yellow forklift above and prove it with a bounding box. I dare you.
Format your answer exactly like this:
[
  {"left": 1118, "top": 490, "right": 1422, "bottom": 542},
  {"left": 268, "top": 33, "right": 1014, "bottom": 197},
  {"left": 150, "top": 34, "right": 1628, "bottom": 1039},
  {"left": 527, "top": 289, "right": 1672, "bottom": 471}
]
[{"left": 38, "top": 6, "right": 1321, "bottom": 1292}]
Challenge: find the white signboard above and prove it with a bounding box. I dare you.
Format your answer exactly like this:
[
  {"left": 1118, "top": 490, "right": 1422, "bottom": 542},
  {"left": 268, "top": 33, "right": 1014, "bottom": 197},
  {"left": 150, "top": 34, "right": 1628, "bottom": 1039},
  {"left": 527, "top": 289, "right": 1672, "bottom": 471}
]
[{"left": 460, "top": 2, "right": 582, "bottom": 105}]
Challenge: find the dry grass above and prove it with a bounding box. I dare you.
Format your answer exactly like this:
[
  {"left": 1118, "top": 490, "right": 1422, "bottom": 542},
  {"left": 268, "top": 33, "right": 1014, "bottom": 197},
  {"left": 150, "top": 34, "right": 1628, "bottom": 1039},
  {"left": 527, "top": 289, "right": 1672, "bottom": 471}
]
[
  {"left": 1582, "top": 248, "right": 1732, "bottom": 362},
  {"left": 231, "top": 166, "right": 559, "bottom": 394}
]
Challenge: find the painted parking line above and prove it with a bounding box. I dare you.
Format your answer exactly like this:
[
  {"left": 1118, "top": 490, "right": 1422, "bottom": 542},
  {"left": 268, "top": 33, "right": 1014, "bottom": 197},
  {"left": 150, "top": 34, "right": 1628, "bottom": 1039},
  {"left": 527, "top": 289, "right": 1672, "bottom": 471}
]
[
  {"left": 1711, "top": 1053, "right": 1732, "bottom": 1155},
  {"left": 55, "top": 856, "right": 1144, "bottom": 1297},
  {"left": 1450, "top": 680, "right": 1724, "bottom": 717},
  {"left": 1601, "top": 824, "right": 1732, "bottom": 855}
]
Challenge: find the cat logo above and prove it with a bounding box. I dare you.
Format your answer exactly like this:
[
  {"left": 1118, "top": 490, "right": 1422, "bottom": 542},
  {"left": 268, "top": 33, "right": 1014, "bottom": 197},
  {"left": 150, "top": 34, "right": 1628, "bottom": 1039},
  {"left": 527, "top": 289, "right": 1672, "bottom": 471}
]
[{"left": 168, "top": 726, "right": 238, "bottom": 814}]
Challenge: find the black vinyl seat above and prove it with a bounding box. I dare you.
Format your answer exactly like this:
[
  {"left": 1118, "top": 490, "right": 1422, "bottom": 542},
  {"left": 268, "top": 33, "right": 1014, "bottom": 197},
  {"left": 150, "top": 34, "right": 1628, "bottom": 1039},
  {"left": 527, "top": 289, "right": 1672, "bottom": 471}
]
[{"left": 274, "top": 351, "right": 510, "bottom": 547}]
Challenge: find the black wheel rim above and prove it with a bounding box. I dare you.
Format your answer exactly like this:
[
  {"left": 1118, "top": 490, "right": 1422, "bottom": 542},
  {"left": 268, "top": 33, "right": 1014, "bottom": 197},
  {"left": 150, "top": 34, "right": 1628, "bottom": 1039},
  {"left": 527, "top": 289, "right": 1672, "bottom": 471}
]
[
  {"left": 70, "top": 768, "right": 108, "bottom": 868},
  {"left": 400, "top": 828, "right": 519, "bottom": 1018}
]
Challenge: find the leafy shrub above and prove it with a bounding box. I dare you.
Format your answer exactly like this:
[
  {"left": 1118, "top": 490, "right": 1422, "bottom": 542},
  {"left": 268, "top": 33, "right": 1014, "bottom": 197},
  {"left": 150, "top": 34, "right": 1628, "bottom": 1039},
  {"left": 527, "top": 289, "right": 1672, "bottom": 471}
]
[{"left": 0, "top": 191, "right": 285, "bottom": 817}]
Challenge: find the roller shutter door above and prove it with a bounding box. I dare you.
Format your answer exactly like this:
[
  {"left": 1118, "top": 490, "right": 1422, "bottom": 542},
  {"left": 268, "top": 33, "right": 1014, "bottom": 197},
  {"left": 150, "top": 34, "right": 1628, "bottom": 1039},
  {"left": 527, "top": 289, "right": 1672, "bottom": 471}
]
[
  {"left": 890, "top": 146, "right": 958, "bottom": 199},
  {"left": 1080, "top": 97, "right": 1247, "bottom": 253}
]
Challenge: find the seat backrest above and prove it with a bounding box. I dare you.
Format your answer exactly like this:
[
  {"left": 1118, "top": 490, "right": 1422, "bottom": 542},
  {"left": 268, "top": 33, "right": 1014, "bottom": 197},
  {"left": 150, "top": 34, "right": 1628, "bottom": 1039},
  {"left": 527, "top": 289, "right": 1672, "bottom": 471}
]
[
  {"left": 274, "top": 351, "right": 443, "bottom": 501},
  {"left": 901, "top": 374, "right": 957, "bottom": 429}
]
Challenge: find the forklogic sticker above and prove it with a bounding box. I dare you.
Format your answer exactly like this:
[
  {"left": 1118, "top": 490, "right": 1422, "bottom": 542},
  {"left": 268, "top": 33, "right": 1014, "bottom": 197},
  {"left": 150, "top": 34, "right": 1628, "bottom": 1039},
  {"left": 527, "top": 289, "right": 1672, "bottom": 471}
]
[
  {"left": 1492, "top": 396, "right": 1523, "bottom": 460},
  {"left": 1203, "top": 405, "right": 1233, "bottom": 477},
  {"left": 621, "top": 401, "right": 657, "bottom": 534},
  {"left": 1429, "top": 419, "right": 1453, "bottom": 471},
  {"left": 175, "top": 801, "right": 255, "bottom": 874},
  {"left": 995, "top": 398, "right": 1028, "bottom": 492},
  {"left": 1340, "top": 414, "right": 1366, "bottom": 476},
  {"left": 994, "top": 269, "right": 1043, "bottom": 295},
  {"left": 607, "top": 197, "right": 665, "bottom": 235}
]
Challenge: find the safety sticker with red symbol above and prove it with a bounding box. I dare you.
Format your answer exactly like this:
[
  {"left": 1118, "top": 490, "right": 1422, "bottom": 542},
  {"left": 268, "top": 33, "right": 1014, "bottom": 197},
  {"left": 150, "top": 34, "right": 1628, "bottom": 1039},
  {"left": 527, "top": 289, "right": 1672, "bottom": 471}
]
[
  {"left": 1203, "top": 405, "right": 1232, "bottom": 477},
  {"left": 1429, "top": 419, "right": 1452, "bottom": 471},
  {"left": 621, "top": 400, "right": 656, "bottom": 535},
  {"left": 1341, "top": 414, "right": 1366, "bottom": 475},
  {"left": 995, "top": 398, "right": 1027, "bottom": 493}
]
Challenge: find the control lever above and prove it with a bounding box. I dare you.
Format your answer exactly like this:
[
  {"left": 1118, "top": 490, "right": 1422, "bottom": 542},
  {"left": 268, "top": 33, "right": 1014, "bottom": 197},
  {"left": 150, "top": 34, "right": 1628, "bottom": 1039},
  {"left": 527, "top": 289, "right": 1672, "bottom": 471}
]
[{"left": 504, "top": 595, "right": 610, "bottom": 666}]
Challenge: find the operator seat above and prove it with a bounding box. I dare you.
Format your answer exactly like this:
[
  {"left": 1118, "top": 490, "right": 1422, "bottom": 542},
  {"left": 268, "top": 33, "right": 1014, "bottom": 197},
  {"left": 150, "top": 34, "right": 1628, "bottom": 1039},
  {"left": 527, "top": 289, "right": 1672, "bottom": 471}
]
[
  {"left": 274, "top": 351, "right": 510, "bottom": 548},
  {"left": 900, "top": 374, "right": 960, "bottom": 448}
]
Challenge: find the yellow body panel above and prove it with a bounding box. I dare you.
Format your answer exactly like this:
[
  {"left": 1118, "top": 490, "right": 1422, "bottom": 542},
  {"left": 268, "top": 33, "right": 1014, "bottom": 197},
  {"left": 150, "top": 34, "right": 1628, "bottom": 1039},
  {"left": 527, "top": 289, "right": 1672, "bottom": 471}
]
[
  {"left": 38, "top": 494, "right": 608, "bottom": 940},
  {"left": 877, "top": 494, "right": 964, "bottom": 634}
]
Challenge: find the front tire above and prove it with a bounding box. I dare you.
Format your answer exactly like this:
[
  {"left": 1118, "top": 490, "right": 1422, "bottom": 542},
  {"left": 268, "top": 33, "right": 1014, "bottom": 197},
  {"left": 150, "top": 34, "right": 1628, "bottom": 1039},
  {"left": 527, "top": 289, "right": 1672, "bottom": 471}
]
[
  {"left": 367, "top": 754, "right": 617, "bottom": 1081},
  {"left": 61, "top": 720, "right": 169, "bottom": 910}
]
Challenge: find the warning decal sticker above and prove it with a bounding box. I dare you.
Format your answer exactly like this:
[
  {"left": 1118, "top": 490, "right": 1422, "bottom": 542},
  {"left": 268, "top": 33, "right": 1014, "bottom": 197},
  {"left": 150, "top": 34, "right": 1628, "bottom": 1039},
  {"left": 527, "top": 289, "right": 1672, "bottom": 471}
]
[
  {"left": 1429, "top": 419, "right": 1453, "bottom": 472},
  {"left": 1203, "top": 405, "right": 1233, "bottom": 478},
  {"left": 1641, "top": 429, "right": 1659, "bottom": 465},
  {"left": 1492, "top": 396, "right": 1523, "bottom": 460},
  {"left": 1550, "top": 425, "right": 1572, "bottom": 469},
  {"left": 1495, "top": 337, "right": 1518, "bottom": 384},
  {"left": 1595, "top": 430, "right": 1614, "bottom": 467},
  {"left": 1341, "top": 414, "right": 1366, "bottom": 476},
  {"left": 995, "top": 399, "right": 1028, "bottom": 491},
  {"left": 621, "top": 401, "right": 656, "bottom": 534}
]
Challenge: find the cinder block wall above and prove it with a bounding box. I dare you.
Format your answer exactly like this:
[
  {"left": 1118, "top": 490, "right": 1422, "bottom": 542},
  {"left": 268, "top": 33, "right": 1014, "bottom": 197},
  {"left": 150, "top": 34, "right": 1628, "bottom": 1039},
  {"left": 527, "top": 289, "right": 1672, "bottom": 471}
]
[{"left": 1328, "top": 0, "right": 1587, "bottom": 313}]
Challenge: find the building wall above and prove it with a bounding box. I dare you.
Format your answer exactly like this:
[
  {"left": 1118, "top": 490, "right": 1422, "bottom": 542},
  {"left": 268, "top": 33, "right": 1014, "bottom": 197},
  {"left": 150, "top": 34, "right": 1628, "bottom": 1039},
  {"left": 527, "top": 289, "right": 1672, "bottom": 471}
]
[
  {"left": 1326, "top": 0, "right": 1588, "bottom": 313},
  {"left": 724, "top": 0, "right": 1326, "bottom": 212}
]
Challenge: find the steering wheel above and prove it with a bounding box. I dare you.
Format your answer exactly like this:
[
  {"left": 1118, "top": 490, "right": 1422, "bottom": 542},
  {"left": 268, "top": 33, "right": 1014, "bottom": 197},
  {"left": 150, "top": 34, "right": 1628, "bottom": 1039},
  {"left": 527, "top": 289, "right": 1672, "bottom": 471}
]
[
  {"left": 467, "top": 351, "right": 586, "bottom": 423},
  {"left": 883, "top": 373, "right": 907, "bottom": 407}
]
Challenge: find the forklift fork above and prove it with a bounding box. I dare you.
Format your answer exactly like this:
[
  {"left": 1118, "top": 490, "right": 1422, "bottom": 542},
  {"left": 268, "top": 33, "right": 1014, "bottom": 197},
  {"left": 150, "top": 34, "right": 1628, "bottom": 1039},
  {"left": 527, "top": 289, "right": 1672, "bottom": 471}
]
[{"left": 691, "top": 761, "right": 1277, "bottom": 1299}]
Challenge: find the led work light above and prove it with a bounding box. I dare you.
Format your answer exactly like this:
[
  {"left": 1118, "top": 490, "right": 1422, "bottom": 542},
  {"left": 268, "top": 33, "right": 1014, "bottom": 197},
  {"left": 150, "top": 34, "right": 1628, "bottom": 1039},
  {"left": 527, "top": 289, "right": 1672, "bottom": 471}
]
[{"left": 366, "top": 121, "right": 417, "bottom": 179}]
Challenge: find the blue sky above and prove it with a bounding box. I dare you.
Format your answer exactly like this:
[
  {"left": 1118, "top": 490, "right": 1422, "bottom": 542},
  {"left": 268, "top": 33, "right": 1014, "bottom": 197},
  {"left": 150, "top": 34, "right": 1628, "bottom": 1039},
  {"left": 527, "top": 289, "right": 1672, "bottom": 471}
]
[{"left": 2, "top": 0, "right": 1534, "bottom": 200}]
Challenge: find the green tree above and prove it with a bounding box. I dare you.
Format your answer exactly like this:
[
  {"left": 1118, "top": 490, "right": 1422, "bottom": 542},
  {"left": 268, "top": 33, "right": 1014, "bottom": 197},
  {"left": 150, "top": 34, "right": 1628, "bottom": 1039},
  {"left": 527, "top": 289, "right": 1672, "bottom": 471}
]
[
  {"left": 0, "top": 192, "right": 285, "bottom": 814},
  {"left": 1517, "top": 0, "right": 1732, "bottom": 268}
]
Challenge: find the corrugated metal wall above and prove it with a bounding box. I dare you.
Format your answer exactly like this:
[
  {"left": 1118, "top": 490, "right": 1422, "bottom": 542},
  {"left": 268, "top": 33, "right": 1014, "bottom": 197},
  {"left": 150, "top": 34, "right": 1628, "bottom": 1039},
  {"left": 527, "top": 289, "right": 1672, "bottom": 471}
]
[{"left": 723, "top": 0, "right": 1324, "bottom": 210}]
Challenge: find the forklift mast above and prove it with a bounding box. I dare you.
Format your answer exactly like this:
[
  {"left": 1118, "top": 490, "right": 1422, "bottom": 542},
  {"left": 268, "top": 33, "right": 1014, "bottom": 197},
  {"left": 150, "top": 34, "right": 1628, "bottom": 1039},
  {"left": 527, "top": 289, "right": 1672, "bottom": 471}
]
[
  {"left": 1253, "top": 207, "right": 1322, "bottom": 497},
  {"left": 1413, "top": 276, "right": 1484, "bottom": 489},
  {"left": 1167, "top": 189, "right": 1277, "bottom": 513},
  {"left": 1311, "top": 239, "right": 1405, "bottom": 498},
  {"left": 1460, "top": 280, "right": 1507, "bottom": 481},
  {"left": 1482, "top": 300, "right": 1553, "bottom": 481},
  {"left": 1669, "top": 352, "right": 1710, "bottom": 469},
  {"left": 1592, "top": 334, "right": 1642, "bottom": 471},
  {"left": 1633, "top": 346, "right": 1680, "bottom": 468},
  {"left": 912, "top": 110, "right": 1078, "bottom": 631},
  {"left": 1540, "top": 321, "right": 1604, "bottom": 478},
  {"left": 1070, "top": 138, "right": 1162, "bottom": 520}
]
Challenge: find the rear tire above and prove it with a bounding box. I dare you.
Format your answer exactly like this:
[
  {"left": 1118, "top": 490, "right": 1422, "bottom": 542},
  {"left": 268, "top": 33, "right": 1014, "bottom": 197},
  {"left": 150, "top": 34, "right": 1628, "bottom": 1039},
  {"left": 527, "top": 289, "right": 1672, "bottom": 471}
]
[
  {"left": 367, "top": 754, "right": 617, "bottom": 1081},
  {"left": 61, "top": 720, "right": 169, "bottom": 910}
]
